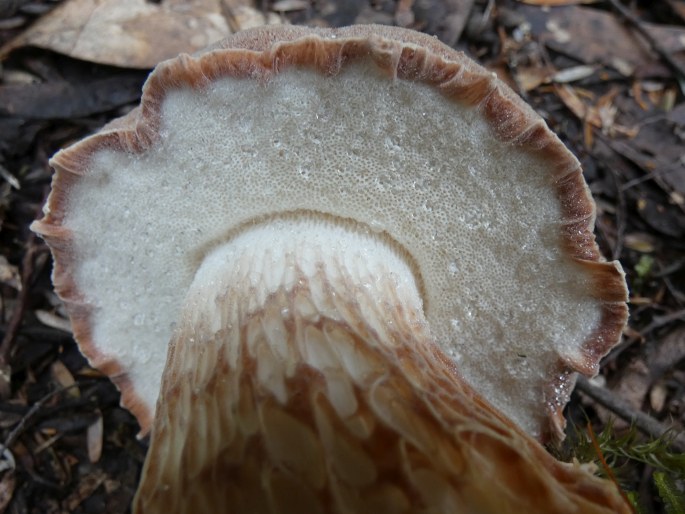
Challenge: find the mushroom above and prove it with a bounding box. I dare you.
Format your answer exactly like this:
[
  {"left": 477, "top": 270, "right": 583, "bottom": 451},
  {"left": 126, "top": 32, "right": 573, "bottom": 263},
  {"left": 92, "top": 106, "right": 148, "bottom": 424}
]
[{"left": 33, "top": 25, "right": 630, "bottom": 513}]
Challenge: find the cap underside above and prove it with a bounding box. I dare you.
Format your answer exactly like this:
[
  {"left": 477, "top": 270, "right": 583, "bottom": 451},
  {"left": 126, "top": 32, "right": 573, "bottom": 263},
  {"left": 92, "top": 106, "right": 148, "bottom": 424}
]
[{"left": 33, "top": 25, "right": 628, "bottom": 439}]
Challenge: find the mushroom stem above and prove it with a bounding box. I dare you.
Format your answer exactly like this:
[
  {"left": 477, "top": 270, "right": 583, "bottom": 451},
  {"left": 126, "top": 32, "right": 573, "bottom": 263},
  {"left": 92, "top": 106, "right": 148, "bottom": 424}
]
[{"left": 133, "top": 216, "right": 629, "bottom": 513}]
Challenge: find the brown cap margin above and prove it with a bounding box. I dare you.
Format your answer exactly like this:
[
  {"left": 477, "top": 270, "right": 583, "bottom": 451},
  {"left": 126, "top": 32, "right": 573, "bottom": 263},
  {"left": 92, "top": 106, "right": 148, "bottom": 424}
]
[{"left": 31, "top": 24, "right": 629, "bottom": 440}]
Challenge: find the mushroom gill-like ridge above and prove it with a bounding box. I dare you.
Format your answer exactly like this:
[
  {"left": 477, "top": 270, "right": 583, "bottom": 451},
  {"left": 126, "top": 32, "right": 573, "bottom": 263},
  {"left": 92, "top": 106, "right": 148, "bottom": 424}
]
[{"left": 32, "top": 24, "right": 628, "bottom": 443}]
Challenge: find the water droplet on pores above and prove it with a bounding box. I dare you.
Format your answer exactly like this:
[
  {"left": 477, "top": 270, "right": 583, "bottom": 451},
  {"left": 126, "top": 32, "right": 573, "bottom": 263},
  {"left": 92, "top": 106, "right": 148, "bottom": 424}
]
[
  {"left": 448, "top": 261, "right": 459, "bottom": 276},
  {"left": 297, "top": 166, "right": 311, "bottom": 180},
  {"left": 133, "top": 313, "right": 145, "bottom": 326}
]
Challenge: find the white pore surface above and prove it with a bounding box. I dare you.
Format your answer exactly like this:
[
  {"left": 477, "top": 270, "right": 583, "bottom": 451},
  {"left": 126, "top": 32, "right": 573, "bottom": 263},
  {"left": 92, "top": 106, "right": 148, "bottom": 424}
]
[{"left": 65, "top": 61, "right": 601, "bottom": 437}]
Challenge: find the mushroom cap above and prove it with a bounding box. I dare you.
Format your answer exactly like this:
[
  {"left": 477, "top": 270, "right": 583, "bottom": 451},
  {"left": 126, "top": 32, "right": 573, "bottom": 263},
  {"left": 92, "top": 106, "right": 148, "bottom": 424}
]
[
  {"left": 133, "top": 218, "right": 630, "bottom": 513},
  {"left": 32, "top": 24, "right": 628, "bottom": 440}
]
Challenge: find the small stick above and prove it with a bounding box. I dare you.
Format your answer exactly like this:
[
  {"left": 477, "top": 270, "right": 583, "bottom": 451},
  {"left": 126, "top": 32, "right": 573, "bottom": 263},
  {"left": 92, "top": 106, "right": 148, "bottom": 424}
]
[
  {"left": 0, "top": 381, "right": 96, "bottom": 455},
  {"left": 607, "top": 0, "right": 685, "bottom": 87},
  {"left": 575, "top": 375, "right": 685, "bottom": 452},
  {"left": 0, "top": 234, "right": 48, "bottom": 383}
]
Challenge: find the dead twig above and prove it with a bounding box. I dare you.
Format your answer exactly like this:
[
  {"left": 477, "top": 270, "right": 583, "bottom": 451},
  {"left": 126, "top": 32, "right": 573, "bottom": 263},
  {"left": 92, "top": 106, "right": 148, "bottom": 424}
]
[
  {"left": 607, "top": 0, "right": 685, "bottom": 90},
  {"left": 0, "top": 233, "right": 48, "bottom": 390},
  {"left": 575, "top": 375, "right": 685, "bottom": 452},
  {"left": 0, "top": 381, "right": 96, "bottom": 456}
]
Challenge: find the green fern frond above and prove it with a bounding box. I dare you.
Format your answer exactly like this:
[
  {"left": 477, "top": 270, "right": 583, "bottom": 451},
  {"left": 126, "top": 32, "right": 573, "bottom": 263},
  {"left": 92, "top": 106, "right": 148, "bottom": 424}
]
[
  {"left": 558, "top": 419, "right": 685, "bottom": 512},
  {"left": 653, "top": 472, "right": 685, "bottom": 514},
  {"left": 560, "top": 421, "right": 685, "bottom": 480}
]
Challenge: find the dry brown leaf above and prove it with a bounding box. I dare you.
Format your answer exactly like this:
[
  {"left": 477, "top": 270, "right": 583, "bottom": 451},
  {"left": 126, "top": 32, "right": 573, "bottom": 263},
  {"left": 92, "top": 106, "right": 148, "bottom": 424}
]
[
  {"left": 649, "top": 325, "right": 685, "bottom": 380},
  {"left": 521, "top": 5, "right": 653, "bottom": 76},
  {"left": 396, "top": 0, "right": 415, "bottom": 27},
  {"left": 555, "top": 84, "right": 638, "bottom": 141},
  {"left": 554, "top": 84, "right": 601, "bottom": 126},
  {"left": 0, "top": 0, "right": 270, "bottom": 68},
  {"left": 598, "top": 360, "right": 651, "bottom": 430},
  {"left": 225, "top": 4, "right": 282, "bottom": 33},
  {"left": 0, "top": 471, "right": 16, "bottom": 512},
  {"left": 516, "top": 66, "right": 549, "bottom": 92}
]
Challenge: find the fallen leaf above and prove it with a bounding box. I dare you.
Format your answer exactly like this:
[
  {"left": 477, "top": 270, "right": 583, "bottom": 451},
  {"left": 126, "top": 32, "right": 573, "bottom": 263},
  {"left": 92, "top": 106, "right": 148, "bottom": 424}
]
[
  {"left": 271, "top": 0, "right": 309, "bottom": 12},
  {"left": 649, "top": 382, "right": 668, "bottom": 413},
  {"left": 555, "top": 85, "right": 637, "bottom": 141},
  {"left": 0, "top": 68, "right": 147, "bottom": 120},
  {"left": 225, "top": 3, "right": 282, "bottom": 32},
  {"left": 551, "top": 64, "right": 597, "bottom": 84},
  {"left": 0, "top": 471, "right": 16, "bottom": 512},
  {"left": 0, "top": 255, "right": 20, "bottom": 290},
  {"left": 0, "top": 0, "right": 263, "bottom": 68},
  {"left": 612, "top": 124, "right": 685, "bottom": 201},
  {"left": 35, "top": 310, "right": 73, "bottom": 333},
  {"left": 519, "top": 5, "right": 666, "bottom": 77},
  {"left": 598, "top": 359, "right": 650, "bottom": 430},
  {"left": 395, "top": 0, "right": 415, "bottom": 27},
  {"left": 516, "top": 65, "right": 550, "bottom": 91},
  {"left": 554, "top": 84, "right": 601, "bottom": 126},
  {"left": 87, "top": 412, "right": 104, "bottom": 464},
  {"left": 50, "top": 360, "right": 79, "bottom": 398},
  {"left": 624, "top": 232, "right": 657, "bottom": 253},
  {"left": 648, "top": 325, "right": 685, "bottom": 380},
  {"left": 414, "top": 0, "right": 475, "bottom": 47},
  {"left": 63, "top": 469, "right": 107, "bottom": 511},
  {"left": 634, "top": 193, "right": 685, "bottom": 238}
]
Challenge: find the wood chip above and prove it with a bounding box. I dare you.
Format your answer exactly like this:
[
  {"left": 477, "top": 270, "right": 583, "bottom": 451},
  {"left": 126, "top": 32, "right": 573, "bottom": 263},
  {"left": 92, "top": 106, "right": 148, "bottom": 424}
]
[
  {"left": 271, "top": 0, "right": 309, "bottom": 11},
  {"left": 649, "top": 382, "right": 668, "bottom": 413},
  {"left": 87, "top": 412, "right": 104, "bottom": 464},
  {"left": 35, "top": 310, "right": 72, "bottom": 333},
  {"left": 50, "top": 360, "right": 79, "bottom": 398},
  {"left": 551, "top": 65, "right": 597, "bottom": 84}
]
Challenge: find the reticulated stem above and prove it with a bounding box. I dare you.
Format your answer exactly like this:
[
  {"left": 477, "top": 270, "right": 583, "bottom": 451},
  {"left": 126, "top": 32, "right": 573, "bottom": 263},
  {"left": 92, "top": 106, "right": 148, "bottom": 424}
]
[{"left": 133, "top": 216, "right": 630, "bottom": 514}]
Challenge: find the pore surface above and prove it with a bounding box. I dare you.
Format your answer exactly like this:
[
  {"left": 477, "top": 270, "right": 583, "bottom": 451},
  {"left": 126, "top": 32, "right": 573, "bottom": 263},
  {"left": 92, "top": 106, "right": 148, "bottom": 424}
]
[{"left": 64, "top": 60, "right": 601, "bottom": 437}]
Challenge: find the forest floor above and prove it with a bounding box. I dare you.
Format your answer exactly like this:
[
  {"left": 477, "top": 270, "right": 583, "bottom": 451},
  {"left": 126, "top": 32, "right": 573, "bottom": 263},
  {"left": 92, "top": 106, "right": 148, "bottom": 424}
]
[{"left": 0, "top": 0, "right": 683, "bottom": 513}]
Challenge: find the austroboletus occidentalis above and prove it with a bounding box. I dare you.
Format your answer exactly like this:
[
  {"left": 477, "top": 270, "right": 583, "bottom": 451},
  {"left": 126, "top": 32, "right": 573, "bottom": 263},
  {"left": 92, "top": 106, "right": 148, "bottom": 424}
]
[{"left": 33, "top": 24, "right": 630, "bottom": 513}]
